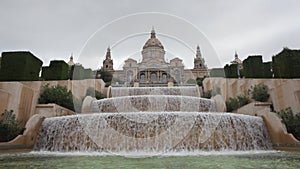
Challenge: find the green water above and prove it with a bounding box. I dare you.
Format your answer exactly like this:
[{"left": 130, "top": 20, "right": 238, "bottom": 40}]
[{"left": 0, "top": 151, "right": 299, "bottom": 169}]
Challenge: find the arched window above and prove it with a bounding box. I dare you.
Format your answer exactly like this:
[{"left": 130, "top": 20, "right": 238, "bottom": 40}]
[
  {"left": 127, "top": 70, "right": 133, "bottom": 82},
  {"left": 140, "top": 73, "right": 146, "bottom": 82},
  {"left": 150, "top": 72, "right": 157, "bottom": 82},
  {"left": 162, "top": 73, "right": 167, "bottom": 83}
]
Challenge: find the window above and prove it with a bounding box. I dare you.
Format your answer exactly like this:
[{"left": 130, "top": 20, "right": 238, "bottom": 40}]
[
  {"left": 150, "top": 72, "right": 157, "bottom": 82},
  {"left": 162, "top": 73, "right": 167, "bottom": 82},
  {"left": 140, "top": 73, "right": 145, "bottom": 82}
]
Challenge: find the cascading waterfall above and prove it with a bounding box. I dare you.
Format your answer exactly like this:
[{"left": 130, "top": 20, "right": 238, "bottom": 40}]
[
  {"left": 111, "top": 86, "right": 200, "bottom": 97},
  {"left": 90, "top": 95, "right": 216, "bottom": 113},
  {"left": 34, "top": 86, "right": 272, "bottom": 154},
  {"left": 34, "top": 112, "right": 272, "bottom": 152}
]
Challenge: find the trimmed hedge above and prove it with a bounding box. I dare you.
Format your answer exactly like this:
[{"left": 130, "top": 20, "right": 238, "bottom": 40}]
[
  {"left": 210, "top": 68, "right": 225, "bottom": 77},
  {"left": 243, "top": 55, "right": 264, "bottom": 78},
  {"left": 272, "top": 48, "right": 300, "bottom": 78},
  {"left": 69, "top": 65, "right": 93, "bottom": 80},
  {"left": 42, "top": 60, "right": 69, "bottom": 80},
  {"left": 0, "top": 51, "right": 43, "bottom": 81},
  {"left": 224, "top": 64, "right": 238, "bottom": 78},
  {"left": 263, "top": 62, "right": 273, "bottom": 78}
]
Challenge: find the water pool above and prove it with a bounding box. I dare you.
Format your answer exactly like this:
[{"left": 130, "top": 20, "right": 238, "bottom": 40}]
[{"left": 1, "top": 151, "right": 299, "bottom": 169}]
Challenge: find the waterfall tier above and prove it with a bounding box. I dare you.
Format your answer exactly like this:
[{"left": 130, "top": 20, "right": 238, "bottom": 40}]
[
  {"left": 34, "top": 112, "right": 272, "bottom": 153},
  {"left": 110, "top": 86, "right": 200, "bottom": 97},
  {"left": 90, "top": 95, "right": 216, "bottom": 113}
]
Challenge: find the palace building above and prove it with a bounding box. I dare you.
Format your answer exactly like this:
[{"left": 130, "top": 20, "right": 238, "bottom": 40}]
[{"left": 101, "top": 28, "right": 209, "bottom": 87}]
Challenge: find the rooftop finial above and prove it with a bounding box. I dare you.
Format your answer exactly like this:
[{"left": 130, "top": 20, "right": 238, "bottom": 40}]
[
  {"left": 106, "top": 46, "right": 111, "bottom": 59},
  {"left": 234, "top": 51, "right": 238, "bottom": 59},
  {"left": 196, "top": 45, "right": 202, "bottom": 58},
  {"left": 151, "top": 26, "right": 156, "bottom": 38}
]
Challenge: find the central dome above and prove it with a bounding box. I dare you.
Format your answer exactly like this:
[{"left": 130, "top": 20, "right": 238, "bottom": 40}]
[{"left": 143, "top": 29, "right": 164, "bottom": 49}]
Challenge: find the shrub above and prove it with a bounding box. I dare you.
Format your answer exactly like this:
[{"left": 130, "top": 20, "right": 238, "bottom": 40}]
[
  {"left": 86, "top": 87, "right": 106, "bottom": 100},
  {"left": 105, "top": 81, "right": 111, "bottom": 87},
  {"left": 0, "top": 110, "right": 25, "bottom": 142},
  {"left": 202, "top": 86, "right": 221, "bottom": 99},
  {"left": 226, "top": 95, "right": 250, "bottom": 112},
  {"left": 38, "top": 84, "right": 77, "bottom": 111},
  {"left": 251, "top": 84, "right": 270, "bottom": 102},
  {"left": 277, "top": 107, "right": 300, "bottom": 140},
  {"left": 202, "top": 90, "right": 212, "bottom": 99},
  {"left": 196, "top": 77, "right": 205, "bottom": 86},
  {"left": 97, "top": 69, "right": 113, "bottom": 82},
  {"left": 226, "top": 97, "right": 239, "bottom": 112},
  {"left": 237, "top": 95, "right": 250, "bottom": 107}
]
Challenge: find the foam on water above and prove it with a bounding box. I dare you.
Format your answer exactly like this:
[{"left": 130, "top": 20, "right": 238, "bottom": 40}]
[
  {"left": 34, "top": 112, "right": 272, "bottom": 155},
  {"left": 90, "top": 95, "right": 216, "bottom": 113},
  {"left": 34, "top": 86, "right": 273, "bottom": 156},
  {"left": 110, "top": 86, "right": 200, "bottom": 97}
]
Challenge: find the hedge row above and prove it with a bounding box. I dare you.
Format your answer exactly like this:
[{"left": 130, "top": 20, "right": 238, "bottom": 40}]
[
  {"left": 223, "top": 48, "right": 300, "bottom": 78},
  {"left": 42, "top": 60, "right": 69, "bottom": 80},
  {"left": 0, "top": 51, "right": 43, "bottom": 81},
  {"left": 272, "top": 48, "right": 300, "bottom": 78}
]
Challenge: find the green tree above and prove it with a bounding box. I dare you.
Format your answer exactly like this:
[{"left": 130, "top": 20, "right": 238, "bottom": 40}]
[
  {"left": 277, "top": 108, "right": 300, "bottom": 140},
  {"left": 0, "top": 110, "right": 25, "bottom": 142},
  {"left": 251, "top": 84, "right": 270, "bottom": 102},
  {"left": 202, "top": 86, "right": 220, "bottom": 99},
  {"left": 226, "top": 97, "right": 239, "bottom": 112},
  {"left": 196, "top": 77, "right": 205, "bottom": 86},
  {"left": 202, "top": 90, "right": 212, "bottom": 99},
  {"left": 97, "top": 69, "right": 113, "bottom": 82},
  {"left": 226, "top": 95, "right": 250, "bottom": 112},
  {"left": 86, "top": 87, "right": 106, "bottom": 100},
  {"left": 38, "top": 84, "right": 78, "bottom": 111}
]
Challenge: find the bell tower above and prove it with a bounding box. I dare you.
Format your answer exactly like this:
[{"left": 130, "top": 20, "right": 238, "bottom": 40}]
[
  {"left": 102, "top": 47, "right": 114, "bottom": 71},
  {"left": 193, "top": 45, "right": 207, "bottom": 70}
]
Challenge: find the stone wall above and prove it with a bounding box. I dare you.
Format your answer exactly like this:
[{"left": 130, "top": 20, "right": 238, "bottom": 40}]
[
  {"left": 0, "top": 79, "right": 105, "bottom": 126},
  {"left": 203, "top": 78, "right": 300, "bottom": 114}
]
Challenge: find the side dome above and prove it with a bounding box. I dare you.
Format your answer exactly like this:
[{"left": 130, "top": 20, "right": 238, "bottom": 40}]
[{"left": 142, "top": 29, "right": 164, "bottom": 49}]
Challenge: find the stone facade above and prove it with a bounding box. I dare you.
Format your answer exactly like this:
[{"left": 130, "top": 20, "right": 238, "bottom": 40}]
[
  {"left": 101, "top": 29, "right": 209, "bottom": 87},
  {"left": 203, "top": 78, "right": 300, "bottom": 114},
  {"left": 0, "top": 79, "right": 105, "bottom": 126}
]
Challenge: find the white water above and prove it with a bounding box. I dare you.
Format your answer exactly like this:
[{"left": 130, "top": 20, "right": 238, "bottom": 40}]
[
  {"left": 34, "top": 86, "right": 273, "bottom": 155},
  {"left": 111, "top": 86, "right": 200, "bottom": 97},
  {"left": 34, "top": 112, "right": 272, "bottom": 154},
  {"left": 90, "top": 95, "right": 216, "bottom": 113}
]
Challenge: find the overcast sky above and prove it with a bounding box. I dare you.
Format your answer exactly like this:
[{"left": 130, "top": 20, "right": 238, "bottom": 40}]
[{"left": 1, "top": 0, "right": 300, "bottom": 69}]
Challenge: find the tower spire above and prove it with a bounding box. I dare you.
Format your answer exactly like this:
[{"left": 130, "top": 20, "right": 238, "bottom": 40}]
[
  {"left": 67, "top": 53, "right": 75, "bottom": 66},
  {"left": 106, "top": 46, "right": 111, "bottom": 59},
  {"left": 196, "top": 45, "right": 202, "bottom": 58},
  {"left": 234, "top": 51, "right": 238, "bottom": 59},
  {"left": 151, "top": 26, "right": 156, "bottom": 38}
]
